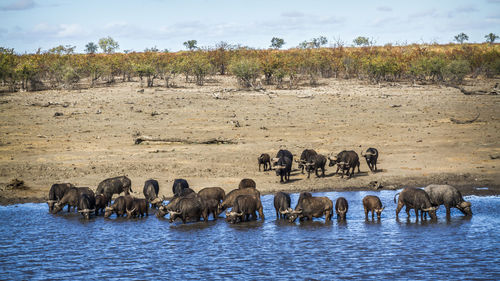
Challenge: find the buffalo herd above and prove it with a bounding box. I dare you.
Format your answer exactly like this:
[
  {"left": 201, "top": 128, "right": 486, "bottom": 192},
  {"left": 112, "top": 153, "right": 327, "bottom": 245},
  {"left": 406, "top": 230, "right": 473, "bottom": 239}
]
[{"left": 48, "top": 174, "right": 472, "bottom": 224}]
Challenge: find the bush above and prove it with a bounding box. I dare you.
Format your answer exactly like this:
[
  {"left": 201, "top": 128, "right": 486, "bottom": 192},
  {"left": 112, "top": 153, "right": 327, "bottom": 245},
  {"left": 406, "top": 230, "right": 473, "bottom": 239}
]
[
  {"left": 443, "top": 59, "right": 470, "bottom": 83},
  {"left": 230, "top": 58, "right": 261, "bottom": 88}
]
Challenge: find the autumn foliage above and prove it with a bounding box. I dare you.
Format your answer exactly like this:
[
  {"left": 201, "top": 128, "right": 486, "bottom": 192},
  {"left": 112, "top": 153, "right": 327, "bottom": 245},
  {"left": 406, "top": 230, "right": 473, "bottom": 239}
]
[{"left": 0, "top": 43, "right": 499, "bottom": 92}]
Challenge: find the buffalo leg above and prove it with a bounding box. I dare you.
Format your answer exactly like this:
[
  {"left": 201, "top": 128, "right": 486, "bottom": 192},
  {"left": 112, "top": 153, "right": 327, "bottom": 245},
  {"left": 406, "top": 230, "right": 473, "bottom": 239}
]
[
  {"left": 446, "top": 206, "right": 451, "bottom": 218},
  {"left": 364, "top": 207, "right": 369, "bottom": 219},
  {"left": 415, "top": 209, "right": 419, "bottom": 221},
  {"left": 396, "top": 202, "right": 404, "bottom": 219}
]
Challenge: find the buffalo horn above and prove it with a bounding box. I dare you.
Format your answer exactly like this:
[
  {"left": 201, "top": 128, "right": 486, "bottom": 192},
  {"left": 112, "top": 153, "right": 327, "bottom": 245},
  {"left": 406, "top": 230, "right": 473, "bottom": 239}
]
[
  {"left": 422, "top": 206, "right": 437, "bottom": 212},
  {"left": 279, "top": 209, "right": 290, "bottom": 215},
  {"left": 458, "top": 201, "right": 471, "bottom": 208},
  {"left": 47, "top": 200, "right": 58, "bottom": 203},
  {"left": 328, "top": 156, "right": 338, "bottom": 161},
  {"left": 105, "top": 206, "right": 113, "bottom": 211},
  {"left": 151, "top": 198, "right": 162, "bottom": 204}
]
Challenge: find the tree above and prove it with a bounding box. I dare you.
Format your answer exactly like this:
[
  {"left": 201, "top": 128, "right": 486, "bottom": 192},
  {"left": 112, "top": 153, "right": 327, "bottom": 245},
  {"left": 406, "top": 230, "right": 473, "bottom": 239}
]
[
  {"left": 270, "top": 37, "right": 285, "bottom": 49},
  {"left": 298, "top": 36, "right": 328, "bottom": 49},
  {"left": 48, "top": 45, "right": 75, "bottom": 55},
  {"left": 144, "top": 46, "right": 159, "bottom": 52},
  {"left": 85, "top": 42, "right": 98, "bottom": 54},
  {"left": 98, "top": 36, "right": 119, "bottom": 54},
  {"left": 485, "top": 33, "right": 499, "bottom": 44},
  {"left": 183, "top": 40, "right": 198, "bottom": 51},
  {"left": 454, "top": 33, "right": 469, "bottom": 44},
  {"left": 353, "top": 36, "right": 370, "bottom": 47}
]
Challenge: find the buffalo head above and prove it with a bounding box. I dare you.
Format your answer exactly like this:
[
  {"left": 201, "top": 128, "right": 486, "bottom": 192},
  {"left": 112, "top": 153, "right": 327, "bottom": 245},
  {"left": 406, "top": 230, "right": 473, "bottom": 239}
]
[{"left": 457, "top": 201, "right": 472, "bottom": 216}]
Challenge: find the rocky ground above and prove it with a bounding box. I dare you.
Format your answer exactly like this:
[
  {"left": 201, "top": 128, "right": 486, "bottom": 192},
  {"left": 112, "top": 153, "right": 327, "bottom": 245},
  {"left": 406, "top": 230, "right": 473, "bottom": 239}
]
[{"left": 0, "top": 75, "right": 499, "bottom": 205}]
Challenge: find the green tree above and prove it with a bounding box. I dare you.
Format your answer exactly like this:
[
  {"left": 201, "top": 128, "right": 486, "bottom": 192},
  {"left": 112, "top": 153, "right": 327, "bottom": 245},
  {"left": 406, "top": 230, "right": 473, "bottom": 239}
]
[
  {"left": 85, "top": 42, "right": 98, "bottom": 54},
  {"left": 144, "top": 46, "right": 159, "bottom": 52},
  {"left": 48, "top": 45, "right": 75, "bottom": 55},
  {"left": 454, "top": 33, "right": 469, "bottom": 44},
  {"left": 298, "top": 36, "right": 328, "bottom": 49},
  {"left": 485, "top": 33, "right": 499, "bottom": 44},
  {"left": 183, "top": 40, "right": 198, "bottom": 51},
  {"left": 98, "top": 36, "right": 119, "bottom": 54},
  {"left": 270, "top": 37, "right": 285, "bottom": 49},
  {"left": 353, "top": 36, "right": 370, "bottom": 47}
]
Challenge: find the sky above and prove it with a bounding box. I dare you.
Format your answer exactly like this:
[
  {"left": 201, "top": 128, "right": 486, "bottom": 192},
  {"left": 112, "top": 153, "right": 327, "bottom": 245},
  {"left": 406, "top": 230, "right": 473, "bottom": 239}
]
[{"left": 0, "top": 0, "right": 499, "bottom": 53}]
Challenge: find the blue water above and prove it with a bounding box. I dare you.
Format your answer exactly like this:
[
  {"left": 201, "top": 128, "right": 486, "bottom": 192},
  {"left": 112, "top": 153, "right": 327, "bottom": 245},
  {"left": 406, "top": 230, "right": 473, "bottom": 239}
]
[{"left": 0, "top": 190, "right": 499, "bottom": 280}]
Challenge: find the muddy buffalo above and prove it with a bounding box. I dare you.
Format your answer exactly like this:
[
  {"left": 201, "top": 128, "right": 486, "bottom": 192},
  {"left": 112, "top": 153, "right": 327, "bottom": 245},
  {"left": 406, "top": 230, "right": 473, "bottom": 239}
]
[
  {"left": 274, "top": 191, "right": 291, "bottom": 219},
  {"left": 96, "top": 176, "right": 132, "bottom": 205},
  {"left": 394, "top": 188, "right": 438, "bottom": 220},
  {"left": 282, "top": 192, "right": 333, "bottom": 223},
  {"left": 47, "top": 183, "right": 74, "bottom": 212},
  {"left": 335, "top": 197, "right": 349, "bottom": 220},
  {"left": 424, "top": 184, "right": 472, "bottom": 217},
  {"left": 225, "top": 195, "right": 264, "bottom": 223},
  {"left": 362, "top": 195, "right": 385, "bottom": 220}
]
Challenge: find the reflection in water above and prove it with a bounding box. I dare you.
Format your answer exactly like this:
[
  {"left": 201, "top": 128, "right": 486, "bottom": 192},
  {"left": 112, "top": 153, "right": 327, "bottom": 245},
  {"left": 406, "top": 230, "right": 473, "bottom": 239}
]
[{"left": 0, "top": 191, "right": 499, "bottom": 280}]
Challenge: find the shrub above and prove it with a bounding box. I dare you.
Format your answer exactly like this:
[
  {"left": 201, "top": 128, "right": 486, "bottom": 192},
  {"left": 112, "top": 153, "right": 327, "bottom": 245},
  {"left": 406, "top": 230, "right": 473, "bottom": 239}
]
[
  {"left": 230, "top": 58, "right": 261, "bottom": 88},
  {"left": 443, "top": 59, "right": 470, "bottom": 83}
]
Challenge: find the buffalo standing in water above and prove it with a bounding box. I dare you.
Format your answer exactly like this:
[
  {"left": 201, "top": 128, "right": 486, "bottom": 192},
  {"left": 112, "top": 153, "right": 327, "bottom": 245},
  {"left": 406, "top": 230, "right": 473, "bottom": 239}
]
[
  {"left": 52, "top": 187, "right": 94, "bottom": 214},
  {"left": 282, "top": 192, "right": 333, "bottom": 223},
  {"left": 274, "top": 191, "right": 291, "bottom": 219},
  {"left": 104, "top": 195, "right": 134, "bottom": 218},
  {"left": 126, "top": 198, "right": 149, "bottom": 218},
  {"left": 394, "top": 188, "right": 438, "bottom": 220},
  {"left": 47, "top": 183, "right": 74, "bottom": 212},
  {"left": 424, "top": 184, "right": 472, "bottom": 217},
  {"left": 143, "top": 179, "right": 162, "bottom": 208},
  {"left": 78, "top": 193, "right": 96, "bottom": 220},
  {"left": 225, "top": 195, "right": 264, "bottom": 223},
  {"left": 335, "top": 197, "right": 348, "bottom": 221},
  {"left": 96, "top": 176, "right": 132, "bottom": 205},
  {"left": 172, "top": 179, "right": 195, "bottom": 198},
  {"left": 362, "top": 195, "right": 385, "bottom": 220}
]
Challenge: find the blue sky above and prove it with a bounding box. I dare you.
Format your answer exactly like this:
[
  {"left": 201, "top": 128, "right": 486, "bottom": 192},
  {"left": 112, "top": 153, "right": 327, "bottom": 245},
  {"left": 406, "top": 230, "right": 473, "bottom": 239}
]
[{"left": 0, "top": 0, "right": 499, "bottom": 53}]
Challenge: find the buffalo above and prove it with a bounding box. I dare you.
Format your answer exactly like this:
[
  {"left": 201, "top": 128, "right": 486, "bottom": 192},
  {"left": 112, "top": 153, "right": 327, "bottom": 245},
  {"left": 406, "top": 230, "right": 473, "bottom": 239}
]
[
  {"left": 394, "top": 188, "right": 438, "bottom": 220},
  {"left": 156, "top": 196, "right": 183, "bottom": 218},
  {"left": 219, "top": 188, "right": 261, "bottom": 213},
  {"left": 328, "top": 150, "right": 360, "bottom": 178},
  {"left": 126, "top": 198, "right": 149, "bottom": 218},
  {"left": 361, "top": 148, "right": 379, "bottom": 172},
  {"left": 362, "top": 195, "right": 385, "bottom": 220},
  {"left": 47, "top": 183, "right": 74, "bottom": 212},
  {"left": 258, "top": 153, "right": 272, "bottom": 171},
  {"left": 305, "top": 154, "right": 327, "bottom": 178},
  {"left": 198, "top": 187, "right": 226, "bottom": 202},
  {"left": 143, "top": 179, "right": 161, "bottom": 208},
  {"left": 335, "top": 197, "right": 348, "bottom": 220},
  {"left": 77, "top": 193, "right": 96, "bottom": 220},
  {"left": 172, "top": 179, "right": 194, "bottom": 197},
  {"left": 94, "top": 194, "right": 108, "bottom": 216},
  {"left": 52, "top": 187, "right": 94, "bottom": 214},
  {"left": 296, "top": 149, "right": 317, "bottom": 174},
  {"left": 225, "top": 195, "right": 264, "bottom": 223},
  {"left": 424, "top": 184, "right": 472, "bottom": 217},
  {"left": 167, "top": 196, "right": 207, "bottom": 223},
  {"left": 96, "top": 176, "right": 132, "bottom": 205},
  {"left": 272, "top": 149, "right": 294, "bottom": 167},
  {"left": 273, "top": 191, "right": 291, "bottom": 219},
  {"left": 282, "top": 192, "right": 333, "bottom": 223},
  {"left": 238, "top": 178, "right": 256, "bottom": 189},
  {"left": 275, "top": 156, "right": 292, "bottom": 183},
  {"left": 104, "top": 195, "right": 134, "bottom": 218},
  {"left": 201, "top": 198, "right": 221, "bottom": 220}
]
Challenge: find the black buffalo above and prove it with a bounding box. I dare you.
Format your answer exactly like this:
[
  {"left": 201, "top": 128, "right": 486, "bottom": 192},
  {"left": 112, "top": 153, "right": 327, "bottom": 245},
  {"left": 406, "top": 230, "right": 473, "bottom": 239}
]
[
  {"left": 225, "top": 195, "right": 264, "bottom": 223},
  {"left": 328, "top": 150, "right": 360, "bottom": 178},
  {"left": 52, "top": 187, "right": 94, "bottom": 214},
  {"left": 172, "top": 179, "right": 193, "bottom": 197},
  {"left": 424, "top": 184, "right": 471, "bottom": 217},
  {"left": 219, "top": 188, "right": 261, "bottom": 213},
  {"left": 335, "top": 197, "right": 348, "bottom": 220},
  {"left": 47, "top": 183, "right": 74, "bottom": 212},
  {"left": 104, "top": 195, "right": 134, "bottom": 218},
  {"left": 272, "top": 149, "right": 293, "bottom": 167},
  {"left": 198, "top": 187, "right": 226, "bottom": 202},
  {"left": 126, "top": 198, "right": 149, "bottom": 218},
  {"left": 95, "top": 194, "right": 108, "bottom": 216},
  {"left": 273, "top": 191, "right": 291, "bottom": 219},
  {"left": 258, "top": 153, "right": 272, "bottom": 171},
  {"left": 238, "top": 178, "right": 256, "bottom": 189},
  {"left": 394, "top": 188, "right": 438, "bottom": 220},
  {"left": 96, "top": 176, "right": 132, "bottom": 205},
  {"left": 275, "top": 156, "right": 292, "bottom": 183},
  {"left": 282, "top": 192, "right": 333, "bottom": 223},
  {"left": 143, "top": 179, "right": 161, "bottom": 208},
  {"left": 305, "top": 154, "right": 327, "bottom": 178},
  {"left": 296, "top": 149, "right": 317, "bottom": 174},
  {"left": 77, "top": 193, "right": 96, "bottom": 220},
  {"left": 361, "top": 148, "right": 379, "bottom": 172},
  {"left": 168, "top": 196, "right": 207, "bottom": 223}
]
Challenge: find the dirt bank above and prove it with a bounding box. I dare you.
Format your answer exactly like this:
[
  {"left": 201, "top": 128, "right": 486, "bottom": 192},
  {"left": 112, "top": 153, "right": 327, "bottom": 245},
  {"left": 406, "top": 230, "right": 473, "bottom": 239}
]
[{"left": 1, "top": 76, "right": 499, "bottom": 205}]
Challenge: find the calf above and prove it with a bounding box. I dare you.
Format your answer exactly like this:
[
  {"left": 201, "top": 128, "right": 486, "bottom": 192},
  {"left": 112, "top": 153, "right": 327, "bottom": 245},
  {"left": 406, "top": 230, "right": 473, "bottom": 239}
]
[
  {"left": 258, "top": 153, "right": 272, "bottom": 171},
  {"left": 362, "top": 195, "right": 385, "bottom": 220}
]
